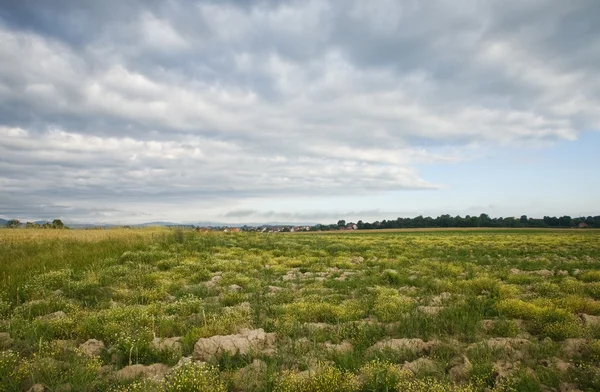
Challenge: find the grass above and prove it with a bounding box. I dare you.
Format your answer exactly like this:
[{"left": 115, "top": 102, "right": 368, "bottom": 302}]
[{"left": 0, "top": 228, "right": 599, "bottom": 391}]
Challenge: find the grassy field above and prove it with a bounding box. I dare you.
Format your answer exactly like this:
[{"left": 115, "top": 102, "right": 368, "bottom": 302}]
[{"left": 1, "top": 228, "right": 600, "bottom": 391}]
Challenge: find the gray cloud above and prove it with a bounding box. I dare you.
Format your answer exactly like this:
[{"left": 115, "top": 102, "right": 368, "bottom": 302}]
[{"left": 0, "top": 0, "right": 599, "bottom": 222}]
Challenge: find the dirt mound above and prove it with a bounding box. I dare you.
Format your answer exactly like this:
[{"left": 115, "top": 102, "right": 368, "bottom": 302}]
[
  {"left": 562, "top": 338, "right": 589, "bottom": 357},
  {"left": 368, "top": 338, "right": 439, "bottom": 355},
  {"left": 193, "top": 328, "right": 276, "bottom": 361},
  {"left": 579, "top": 313, "right": 600, "bottom": 326},
  {"left": 232, "top": 359, "right": 268, "bottom": 391},
  {"left": 403, "top": 357, "right": 438, "bottom": 375},
  {"left": 418, "top": 306, "right": 444, "bottom": 315},
  {"left": 324, "top": 340, "right": 353, "bottom": 354},
  {"left": 114, "top": 363, "right": 170, "bottom": 381},
  {"left": 447, "top": 355, "right": 472, "bottom": 381},
  {"left": 152, "top": 337, "right": 182, "bottom": 353},
  {"left": 79, "top": 339, "right": 105, "bottom": 357},
  {"left": 485, "top": 337, "right": 530, "bottom": 350},
  {"left": 0, "top": 332, "right": 13, "bottom": 349}
]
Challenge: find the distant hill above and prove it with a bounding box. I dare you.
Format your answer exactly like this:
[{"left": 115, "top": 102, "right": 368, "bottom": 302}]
[
  {"left": 0, "top": 218, "right": 7, "bottom": 226},
  {"left": 133, "top": 221, "right": 184, "bottom": 227}
]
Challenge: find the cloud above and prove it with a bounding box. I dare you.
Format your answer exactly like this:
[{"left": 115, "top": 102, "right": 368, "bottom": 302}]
[{"left": 0, "top": 0, "right": 599, "bottom": 222}]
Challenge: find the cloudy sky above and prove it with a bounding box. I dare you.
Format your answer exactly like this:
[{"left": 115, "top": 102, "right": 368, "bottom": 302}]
[{"left": 0, "top": 0, "right": 599, "bottom": 224}]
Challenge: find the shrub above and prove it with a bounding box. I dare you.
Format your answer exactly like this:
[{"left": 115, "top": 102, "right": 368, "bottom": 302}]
[
  {"left": 572, "top": 362, "right": 600, "bottom": 391},
  {"left": 0, "top": 298, "right": 12, "bottom": 318},
  {"left": 496, "top": 299, "right": 541, "bottom": 320},
  {"left": 162, "top": 363, "right": 226, "bottom": 392},
  {"left": 17, "top": 346, "right": 101, "bottom": 391},
  {"left": 534, "top": 308, "right": 582, "bottom": 340},
  {"left": 274, "top": 364, "right": 360, "bottom": 392},
  {"left": 557, "top": 295, "right": 600, "bottom": 315},
  {"left": 559, "top": 278, "right": 585, "bottom": 295},
  {"left": 395, "top": 376, "right": 483, "bottom": 392},
  {"left": 372, "top": 287, "right": 414, "bottom": 323},
  {"left": 488, "top": 319, "right": 520, "bottom": 338},
  {"left": 585, "top": 282, "right": 600, "bottom": 300},
  {"left": 359, "top": 359, "right": 408, "bottom": 391},
  {"left": 580, "top": 271, "right": 600, "bottom": 282},
  {"left": 0, "top": 350, "right": 24, "bottom": 391},
  {"left": 280, "top": 301, "right": 341, "bottom": 323}
]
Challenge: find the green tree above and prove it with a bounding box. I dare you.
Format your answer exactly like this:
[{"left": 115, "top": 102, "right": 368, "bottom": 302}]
[
  {"left": 479, "top": 213, "right": 492, "bottom": 227},
  {"left": 6, "top": 219, "right": 20, "bottom": 228},
  {"left": 51, "top": 219, "right": 65, "bottom": 229},
  {"left": 558, "top": 216, "right": 572, "bottom": 227},
  {"left": 337, "top": 220, "right": 346, "bottom": 227}
]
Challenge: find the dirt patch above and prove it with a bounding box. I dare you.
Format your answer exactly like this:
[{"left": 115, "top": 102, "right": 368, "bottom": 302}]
[
  {"left": 114, "top": 363, "right": 170, "bottom": 381},
  {"left": 403, "top": 357, "right": 438, "bottom": 375},
  {"left": 447, "top": 355, "right": 472, "bottom": 381},
  {"left": 152, "top": 337, "right": 182, "bottom": 353},
  {"left": 193, "top": 328, "right": 276, "bottom": 361},
  {"left": 493, "top": 360, "right": 520, "bottom": 381},
  {"left": 430, "top": 292, "right": 451, "bottom": 306},
  {"left": 485, "top": 337, "right": 530, "bottom": 350},
  {"left": 79, "top": 339, "right": 105, "bottom": 357},
  {"left": 232, "top": 359, "right": 268, "bottom": 391},
  {"left": 418, "top": 306, "right": 444, "bottom": 315},
  {"left": 369, "top": 338, "right": 439, "bottom": 355},
  {"left": 559, "top": 382, "right": 583, "bottom": 392},
  {"left": 579, "top": 313, "right": 600, "bottom": 326},
  {"left": 562, "top": 338, "right": 589, "bottom": 357},
  {"left": 0, "top": 332, "right": 13, "bottom": 349},
  {"left": 324, "top": 340, "right": 353, "bottom": 354}
]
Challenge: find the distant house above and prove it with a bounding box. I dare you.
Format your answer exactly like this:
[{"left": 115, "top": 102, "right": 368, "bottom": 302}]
[
  {"left": 231, "top": 227, "right": 240, "bottom": 232},
  {"left": 579, "top": 222, "right": 589, "bottom": 228}
]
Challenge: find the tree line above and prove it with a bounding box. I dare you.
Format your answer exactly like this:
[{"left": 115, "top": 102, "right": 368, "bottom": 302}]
[
  {"left": 4, "top": 219, "right": 67, "bottom": 229},
  {"left": 313, "top": 214, "right": 600, "bottom": 231}
]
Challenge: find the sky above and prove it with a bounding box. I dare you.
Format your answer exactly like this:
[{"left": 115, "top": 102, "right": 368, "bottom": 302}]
[{"left": 0, "top": 0, "right": 599, "bottom": 225}]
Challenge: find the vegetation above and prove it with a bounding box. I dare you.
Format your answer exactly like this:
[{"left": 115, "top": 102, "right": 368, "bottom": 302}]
[
  {"left": 314, "top": 213, "right": 600, "bottom": 230},
  {"left": 1, "top": 228, "right": 600, "bottom": 391},
  {"left": 5, "top": 219, "right": 67, "bottom": 229}
]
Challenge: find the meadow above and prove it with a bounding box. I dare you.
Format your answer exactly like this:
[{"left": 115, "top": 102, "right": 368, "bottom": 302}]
[{"left": 1, "top": 228, "right": 600, "bottom": 391}]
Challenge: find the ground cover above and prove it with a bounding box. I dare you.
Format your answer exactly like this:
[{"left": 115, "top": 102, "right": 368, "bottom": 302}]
[{"left": 1, "top": 228, "right": 600, "bottom": 391}]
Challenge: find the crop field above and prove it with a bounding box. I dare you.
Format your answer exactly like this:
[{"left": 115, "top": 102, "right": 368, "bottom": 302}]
[{"left": 1, "top": 229, "right": 600, "bottom": 391}]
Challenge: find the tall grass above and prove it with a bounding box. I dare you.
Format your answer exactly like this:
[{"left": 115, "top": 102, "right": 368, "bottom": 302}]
[{"left": 0, "top": 228, "right": 171, "bottom": 303}]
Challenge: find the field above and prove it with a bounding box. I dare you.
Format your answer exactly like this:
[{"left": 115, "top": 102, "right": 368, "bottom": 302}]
[{"left": 1, "top": 229, "right": 600, "bottom": 391}]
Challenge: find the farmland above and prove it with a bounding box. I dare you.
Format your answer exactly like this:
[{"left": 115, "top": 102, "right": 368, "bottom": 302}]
[{"left": 1, "top": 228, "right": 600, "bottom": 391}]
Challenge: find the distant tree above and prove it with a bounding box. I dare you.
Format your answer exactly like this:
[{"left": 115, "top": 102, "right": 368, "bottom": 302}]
[
  {"left": 337, "top": 220, "right": 346, "bottom": 227},
  {"left": 520, "top": 215, "right": 528, "bottom": 225},
  {"left": 41, "top": 222, "right": 51, "bottom": 229},
  {"left": 504, "top": 217, "right": 518, "bottom": 227},
  {"left": 52, "top": 219, "right": 65, "bottom": 229},
  {"left": 558, "top": 216, "right": 572, "bottom": 228},
  {"left": 585, "top": 216, "right": 597, "bottom": 227},
  {"left": 543, "top": 216, "right": 559, "bottom": 227},
  {"left": 479, "top": 213, "right": 492, "bottom": 227},
  {"left": 6, "top": 219, "right": 20, "bottom": 228}
]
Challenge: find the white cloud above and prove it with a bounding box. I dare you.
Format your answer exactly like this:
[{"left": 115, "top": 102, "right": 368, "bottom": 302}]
[{"left": 0, "top": 0, "right": 599, "bottom": 222}]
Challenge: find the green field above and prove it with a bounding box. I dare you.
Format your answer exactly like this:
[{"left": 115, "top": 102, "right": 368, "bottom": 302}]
[{"left": 1, "top": 228, "right": 600, "bottom": 391}]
